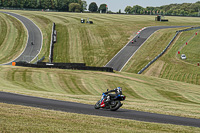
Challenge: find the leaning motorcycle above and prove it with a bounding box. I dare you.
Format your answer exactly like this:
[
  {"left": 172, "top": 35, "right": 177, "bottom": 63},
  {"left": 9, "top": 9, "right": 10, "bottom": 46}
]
[{"left": 94, "top": 92, "right": 126, "bottom": 111}]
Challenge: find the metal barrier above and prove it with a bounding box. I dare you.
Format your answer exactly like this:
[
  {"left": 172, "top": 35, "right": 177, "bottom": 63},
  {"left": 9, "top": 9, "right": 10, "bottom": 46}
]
[
  {"left": 49, "top": 23, "right": 56, "bottom": 63},
  {"left": 33, "top": 56, "right": 45, "bottom": 64},
  {"left": 138, "top": 26, "right": 200, "bottom": 74}
]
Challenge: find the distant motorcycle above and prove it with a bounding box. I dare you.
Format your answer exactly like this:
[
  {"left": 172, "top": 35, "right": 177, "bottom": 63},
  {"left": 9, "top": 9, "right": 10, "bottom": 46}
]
[{"left": 94, "top": 88, "right": 126, "bottom": 111}]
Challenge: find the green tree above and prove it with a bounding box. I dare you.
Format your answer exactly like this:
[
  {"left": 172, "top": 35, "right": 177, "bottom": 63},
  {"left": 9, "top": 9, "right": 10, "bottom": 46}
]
[
  {"left": 81, "top": 0, "right": 87, "bottom": 11},
  {"left": 30, "top": 0, "right": 38, "bottom": 8},
  {"left": 69, "top": 3, "right": 81, "bottom": 12},
  {"left": 167, "top": 10, "right": 173, "bottom": 15},
  {"left": 44, "top": 0, "right": 51, "bottom": 9},
  {"left": 88, "top": 2, "right": 98, "bottom": 12},
  {"left": 118, "top": 9, "right": 121, "bottom": 14},
  {"left": 132, "top": 5, "right": 144, "bottom": 14},
  {"left": 57, "top": 0, "right": 69, "bottom": 11},
  {"left": 99, "top": 4, "right": 107, "bottom": 13},
  {"left": 24, "top": 0, "right": 31, "bottom": 8},
  {"left": 77, "top": 0, "right": 87, "bottom": 12},
  {"left": 124, "top": 6, "right": 132, "bottom": 14}
]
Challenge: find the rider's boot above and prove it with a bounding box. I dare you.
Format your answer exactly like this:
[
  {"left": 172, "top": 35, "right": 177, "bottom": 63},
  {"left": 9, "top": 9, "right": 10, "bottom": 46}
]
[{"left": 106, "top": 96, "right": 110, "bottom": 102}]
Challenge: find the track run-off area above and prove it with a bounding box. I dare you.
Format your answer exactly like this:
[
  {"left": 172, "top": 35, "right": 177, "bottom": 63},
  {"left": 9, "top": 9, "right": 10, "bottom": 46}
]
[{"left": 0, "top": 12, "right": 199, "bottom": 128}]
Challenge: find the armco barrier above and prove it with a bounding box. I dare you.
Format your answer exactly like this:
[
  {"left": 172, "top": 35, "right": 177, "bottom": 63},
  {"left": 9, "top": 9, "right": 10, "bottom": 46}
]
[
  {"left": 178, "top": 26, "right": 200, "bottom": 32},
  {"left": 33, "top": 56, "right": 45, "bottom": 64},
  {"left": 49, "top": 23, "right": 56, "bottom": 63},
  {"left": 15, "top": 62, "right": 113, "bottom": 72},
  {"left": 138, "top": 26, "right": 200, "bottom": 74}
]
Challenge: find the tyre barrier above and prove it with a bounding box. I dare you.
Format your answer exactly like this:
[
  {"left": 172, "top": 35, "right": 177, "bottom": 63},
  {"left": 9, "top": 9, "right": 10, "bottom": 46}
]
[
  {"left": 37, "top": 62, "right": 86, "bottom": 67},
  {"left": 14, "top": 62, "right": 113, "bottom": 72},
  {"left": 138, "top": 26, "right": 200, "bottom": 74}
]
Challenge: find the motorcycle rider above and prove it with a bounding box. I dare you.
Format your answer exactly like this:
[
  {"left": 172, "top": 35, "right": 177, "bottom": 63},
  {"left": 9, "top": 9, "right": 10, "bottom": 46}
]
[{"left": 104, "top": 87, "right": 122, "bottom": 102}]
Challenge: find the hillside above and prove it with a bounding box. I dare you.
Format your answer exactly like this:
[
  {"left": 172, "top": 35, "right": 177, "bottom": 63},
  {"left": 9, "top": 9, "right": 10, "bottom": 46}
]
[
  {"left": 0, "top": 10, "right": 200, "bottom": 132},
  {"left": 3, "top": 10, "right": 200, "bottom": 66},
  {"left": 123, "top": 27, "right": 200, "bottom": 85},
  {"left": 0, "top": 65, "right": 200, "bottom": 119}
]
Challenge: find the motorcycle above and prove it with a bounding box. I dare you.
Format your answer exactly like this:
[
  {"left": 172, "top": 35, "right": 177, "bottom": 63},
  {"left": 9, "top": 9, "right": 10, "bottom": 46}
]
[{"left": 94, "top": 91, "right": 126, "bottom": 111}]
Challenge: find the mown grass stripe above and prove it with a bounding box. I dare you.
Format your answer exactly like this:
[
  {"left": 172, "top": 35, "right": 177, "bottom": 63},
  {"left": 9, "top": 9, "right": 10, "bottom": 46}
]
[
  {"left": 156, "top": 89, "right": 199, "bottom": 104},
  {"left": 0, "top": 14, "right": 7, "bottom": 46}
]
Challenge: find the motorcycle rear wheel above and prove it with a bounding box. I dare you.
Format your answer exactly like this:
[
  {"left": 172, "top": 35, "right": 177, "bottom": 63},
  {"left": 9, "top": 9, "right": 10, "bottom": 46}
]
[{"left": 110, "top": 100, "right": 122, "bottom": 111}]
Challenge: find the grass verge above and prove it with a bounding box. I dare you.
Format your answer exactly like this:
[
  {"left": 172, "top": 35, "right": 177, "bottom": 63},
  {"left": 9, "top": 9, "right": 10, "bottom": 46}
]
[
  {"left": 0, "top": 65, "right": 200, "bottom": 119},
  {"left": 1, "top": 103, "right": 200, "bottom": 133}
]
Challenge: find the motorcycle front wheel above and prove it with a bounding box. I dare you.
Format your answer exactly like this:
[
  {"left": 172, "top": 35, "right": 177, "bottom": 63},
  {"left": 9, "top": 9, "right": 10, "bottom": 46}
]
[
  {"left": 110, "top": 100, "right": 122, "bottom": 111},
  {"left": 94, "top": 100, "right": 101, "bottom": 109}
]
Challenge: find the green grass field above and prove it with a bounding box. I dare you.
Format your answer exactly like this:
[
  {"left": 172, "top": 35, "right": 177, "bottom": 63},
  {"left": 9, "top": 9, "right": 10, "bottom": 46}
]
[
  {"left": 123, "top": 28, "right": 181, "bottom": 73},
  {"left": 0, "top": 65, "right": 200, "bottom": 119},
  {"left": 127, "top": 29, "right": 200, "bottom": 85},
  {"left": 1, "top": 10, "right": 200, "bottom": 132},
  {"left": 0, "top": 13, "right": 27, "bottom": 64},
  {"left": 1, "top": 103, "right": 200, "bottom": 133},
  {"left": 3, "top": 10, "right": 200, "bottom": 66},
  {"left": 3, "top": 10, "right": 200, "bottom": 86}
]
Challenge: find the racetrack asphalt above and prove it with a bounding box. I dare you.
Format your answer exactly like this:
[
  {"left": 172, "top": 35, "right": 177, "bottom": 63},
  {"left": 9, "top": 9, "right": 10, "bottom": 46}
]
[
  {"left": 0, "top": 91, "right": 200, "bottom": 128},
  {"left": 0, "top": 12, "right": 42, "bottom": 65},
  {"left": 105, "top": 26, "right": 188, "bottom": 71}
]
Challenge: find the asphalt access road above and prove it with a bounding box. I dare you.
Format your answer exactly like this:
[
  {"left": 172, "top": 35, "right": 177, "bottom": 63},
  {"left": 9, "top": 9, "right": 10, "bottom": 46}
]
[
  {"left": 0, "top": 12, "right": 42, "bottom": 65},
  {"left": 0, "top": 91, "right": 200, "bottom": 128},
  {"left": 105, "top": 26, "right": 187, "bottom": 71}
]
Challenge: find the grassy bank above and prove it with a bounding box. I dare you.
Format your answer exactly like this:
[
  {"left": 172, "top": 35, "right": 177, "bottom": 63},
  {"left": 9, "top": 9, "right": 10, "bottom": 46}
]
[
  {"left": 1, "top": 10, "right": 200, "bottom": 131},
  {"left": 0, "top": 13, "right": 27, "bottom": 64},
  {"left": 1, "top": 103, "right": 199, "bottom": 133},
  {"left": 129, "top": 29, "right": 200, "bottom": 85},
  {"left": 2, "top": 10, "right": 200, "bottom": 67},
  {"left": 0, "top": 65, "right": 200, "bottom": 119},
  {"left": 123, "top": 28, "right": 180, "bottom": 73},
  {"left": 17, "top": 12, "right": 53, "bottom": 63}
]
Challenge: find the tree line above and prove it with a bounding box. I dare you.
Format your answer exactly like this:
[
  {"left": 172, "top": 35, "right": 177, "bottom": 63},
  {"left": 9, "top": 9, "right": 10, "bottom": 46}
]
[
  {"left": 0, "top": 0, "right": 87, "bottom": 12},
  {"left": 125, "top": 1, "right": 200, "bottom": 16},
  {"left": 0, "top": 0, "right": 109, "bottom": 13}
]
